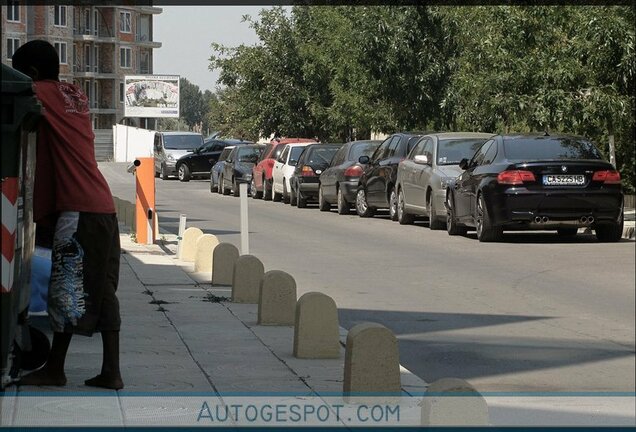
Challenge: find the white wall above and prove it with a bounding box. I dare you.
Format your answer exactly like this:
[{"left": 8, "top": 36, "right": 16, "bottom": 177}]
[{"left": 113, "top": 125, "right": 156, "bottom": 162}]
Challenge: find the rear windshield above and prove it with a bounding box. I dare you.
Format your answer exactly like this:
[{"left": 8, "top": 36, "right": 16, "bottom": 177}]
[
  {"left": 163, "top": 134, "right": 203, "bottom": 150},
  {"left": 349, "top": 142, "right": 381, "bottom": 161},
  {"left": 437, "top": 138, "right": 489, "bottom": 165},
  {"left": 237, "top": 147, "right": 263, "bottom": 163},
  {"left": 504, "top": 137, "right": 603, "bottom": 161},
  {"left": 306, "top": 147, "right": 340, "bottom": 167}
]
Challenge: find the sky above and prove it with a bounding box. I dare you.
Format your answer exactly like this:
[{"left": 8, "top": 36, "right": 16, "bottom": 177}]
[{"left": 153, "top": 6, "right": 268, "bottom": 93}]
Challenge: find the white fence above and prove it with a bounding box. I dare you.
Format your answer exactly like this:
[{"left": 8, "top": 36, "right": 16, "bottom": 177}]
[{"left": 112, "top": 124, "right": 155, "bottom": 162}]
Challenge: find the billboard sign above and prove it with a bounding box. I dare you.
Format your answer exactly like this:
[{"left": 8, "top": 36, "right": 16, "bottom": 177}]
[{"left": 124, "top": 75, "right": 180, "bottom": 118}]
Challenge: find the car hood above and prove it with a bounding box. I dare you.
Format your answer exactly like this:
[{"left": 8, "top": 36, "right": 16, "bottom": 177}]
[
  {"left": 173, "top": 150, "right": 195, "bottom": 161},
  {"left": 437, "top": 165, "right": 463, "bottom": 178}
]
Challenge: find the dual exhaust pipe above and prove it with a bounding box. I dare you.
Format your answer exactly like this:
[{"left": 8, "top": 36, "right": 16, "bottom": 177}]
[{"left": 533, "top": 215, "right": 594, "bottom": 224}]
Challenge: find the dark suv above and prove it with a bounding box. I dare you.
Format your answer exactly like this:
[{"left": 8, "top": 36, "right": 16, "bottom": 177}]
[
  {"left": 175, "top": 138, "right": 251, "bottom": 182},
  {"left": 355, "top": 132, "right": 424, "bottom": 219}
]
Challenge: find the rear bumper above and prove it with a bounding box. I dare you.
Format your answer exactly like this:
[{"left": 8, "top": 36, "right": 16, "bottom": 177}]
[
  {"left": 488, "top": 189, "right": 623, "bottom": 228},
  {"left": 298, "top": 181, "right": 319, "bottom": 197},
  {"left": 340, "top": 180, "right": 359, "bottom": 203}
]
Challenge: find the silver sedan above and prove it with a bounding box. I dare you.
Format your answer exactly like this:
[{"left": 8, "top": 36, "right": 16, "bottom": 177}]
[{"left": 395, "top": 132, "right": 494, "bottom": 228}]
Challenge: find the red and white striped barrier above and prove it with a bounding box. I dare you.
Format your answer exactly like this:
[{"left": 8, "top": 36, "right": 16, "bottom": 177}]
[{"left": 1, "top": 177, "right": 19, "bottom": 293}]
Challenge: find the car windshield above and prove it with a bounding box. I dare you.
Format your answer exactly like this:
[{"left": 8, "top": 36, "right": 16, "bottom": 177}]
[
  {"left": 306, "top": 147, "right": 340, "bottom": 168},
  {"left": 289, "top": 146, "right": 305, "bottom": 164},
  {"left": 164, "top": 135, "right": 203, "bottom": 150},
  {"left": 237, "top": 147, "right": 262, "bottom": 163},
  {"left": 504, "top": 137, "right": 603, "bottom": 161},
  {"left": 437, "top": 138, "right": 490, "bottom": 165},
  {"left": 349, "top": 142, "right": 380, "bottom": 161}
]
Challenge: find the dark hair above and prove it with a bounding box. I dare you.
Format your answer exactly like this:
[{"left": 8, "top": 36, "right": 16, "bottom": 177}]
[{"left": 12, "top": 40, "right": 60, "bottom": 81}]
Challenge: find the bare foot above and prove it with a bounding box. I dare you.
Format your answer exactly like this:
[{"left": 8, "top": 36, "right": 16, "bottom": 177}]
[
  {"left": 84, "top": 374, "right": 124, "bottom": 390},
  {"left": 19, "top": 367, "right": 67, "bottom": 386}
]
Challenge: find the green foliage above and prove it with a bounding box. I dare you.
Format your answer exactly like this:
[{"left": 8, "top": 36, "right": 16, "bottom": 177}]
[
  {"left": 208, "top": 5, "right": 635, "bottom": 190},
  {"left": 156, "top": 117, "right": 190, "bottom": 131}
]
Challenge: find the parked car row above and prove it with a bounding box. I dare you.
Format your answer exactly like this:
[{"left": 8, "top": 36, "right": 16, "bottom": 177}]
[{"left": 170, "top": 131, "right": 625, "bottom": 243}]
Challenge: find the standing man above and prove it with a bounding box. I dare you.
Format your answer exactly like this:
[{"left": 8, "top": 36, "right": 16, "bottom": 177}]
[{"left": 12, "top": 40, "right": 123, "bottom": 390}]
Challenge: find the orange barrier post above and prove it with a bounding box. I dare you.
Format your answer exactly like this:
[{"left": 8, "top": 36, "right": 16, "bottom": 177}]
[{"left": 133, "top": 157, "right": 156, "bottom": 245}]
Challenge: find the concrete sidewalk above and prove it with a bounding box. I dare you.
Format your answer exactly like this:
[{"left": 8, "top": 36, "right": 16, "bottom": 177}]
[
  {"left": 2, "top": 224, "right": 634, "bottom": 428},
  {"left": 0, "top": 225, "right": 426, "bottom": 427}
]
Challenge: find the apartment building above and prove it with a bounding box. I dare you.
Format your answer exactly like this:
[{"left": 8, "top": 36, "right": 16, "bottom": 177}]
[{"left": 2, "top": 3, "right": 162, "bottom": 136}]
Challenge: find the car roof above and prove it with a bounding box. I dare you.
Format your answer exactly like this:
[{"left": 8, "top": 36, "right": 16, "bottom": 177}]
[
  {"left": 425, "top": 132, "right": 495, "bottom": 140},
  {"left": 306, "top": 143, "right": 342, "bottom": 147},
  {"left": 349, "top": 140, "right": 382, "bottom": 145},
  {"left": 272, "top": 138, "right": 317, "bottom": 145},
  {"left": 158, "top": 131, "right": 202, "bottom": 136},
  {"left": 284, "top": 142, "right": 313, "bottom": 148},
  {"left": 500, "top": 133, "right": 587, "bottom": 141},
  {"left": 394, "top": 131, "right": 428, "bottom": 137}
]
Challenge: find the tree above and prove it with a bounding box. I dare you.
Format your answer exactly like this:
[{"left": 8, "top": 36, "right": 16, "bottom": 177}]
[
  {"left": 439, "top": 6, "right": 634, "bottom": 189},
  {"left": 179, "top": 77, "right": 207, "bottom": 128}
]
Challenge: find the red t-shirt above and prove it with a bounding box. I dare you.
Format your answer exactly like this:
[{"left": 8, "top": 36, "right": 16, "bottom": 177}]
[{"left": 33, "top": 80, "right": 115, "bottom": 226}]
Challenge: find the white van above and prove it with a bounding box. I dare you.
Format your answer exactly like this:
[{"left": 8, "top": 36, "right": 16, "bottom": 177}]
[{"left": 154, "top": 131, "right": 204, "bottom": 180}]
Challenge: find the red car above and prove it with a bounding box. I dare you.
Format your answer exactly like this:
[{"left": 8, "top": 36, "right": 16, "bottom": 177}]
[{"left": 251, "top": 138, "right": 317, "bottom": 200}]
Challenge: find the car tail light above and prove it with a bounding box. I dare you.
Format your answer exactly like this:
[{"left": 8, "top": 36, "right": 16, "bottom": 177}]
[
  {"left": 497, "top": 170, "right": 536, "bottom": 185},
  {"left": 301, "top": 166, "right": 316, "bottom": 177},
  {"left": 592, "top": 170, "right": 621, "bottom": 184},
  {"left": 344, "top": 165, "right": 363, "bottom": 177}
]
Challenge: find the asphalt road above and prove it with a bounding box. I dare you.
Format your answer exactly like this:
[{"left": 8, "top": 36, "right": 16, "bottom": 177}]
[{"left": 101, "top": 162, "right": 635, "bottom": 393}]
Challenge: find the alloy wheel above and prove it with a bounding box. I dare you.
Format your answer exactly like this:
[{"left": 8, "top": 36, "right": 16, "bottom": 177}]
[
  {"left": 389, "top": 189, "right": 398, "bottom": 221},
  {"left": 476, "top": 197, "right": 484, "bottom": 238},
  {"left": 337, "top": 187, "right": 347, "bottom": 214},
  {"left": 356, "top": 190, "right": 367, "bottom": 214}
]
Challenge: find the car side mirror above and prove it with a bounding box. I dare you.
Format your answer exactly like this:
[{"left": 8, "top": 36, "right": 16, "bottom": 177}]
[
  {"left": 358, "top": 155, "right": 370, "bottom": 164},
  {"left": 459, "top": 158, "right": 469, "bottom": 170},
  {"left": 289, "top": 160, "right": 297, "bottom": 166},
  {"left": 414, "top": 154, "right": 430, "bottom": 165}
]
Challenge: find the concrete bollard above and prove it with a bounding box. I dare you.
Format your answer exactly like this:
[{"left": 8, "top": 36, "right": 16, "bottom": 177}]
[
  {"left": 343, "top": 322, "right": 401, "bottom": 394},
  {"left": 420, "top": 378, "right": 489, "bottom": 426},
  {"left": 212, "top": 243, "right": 240, "bottom": 285},
  {"left": 258, "top": 270, "right": 296, "bottom": 326},
  {"left": 194, "top": 234, "right": 220, "bottom": 273},
  {"left": 179, "top": 227, "right": 204, "bottom": 262},
  {"left": 231, "top": 255, "right": 265, "bottom": 303},
  {"left": 293, "top": 292, "right": 340, "bottom": 359}
]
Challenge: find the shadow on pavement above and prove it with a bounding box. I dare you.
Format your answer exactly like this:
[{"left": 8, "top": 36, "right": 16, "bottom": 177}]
[{"left": 339, "top": 308, "right": 634, "bottom": 388}]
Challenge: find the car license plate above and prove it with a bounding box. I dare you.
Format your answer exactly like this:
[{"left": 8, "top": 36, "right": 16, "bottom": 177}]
[{"left": 543, "top": 174, "right": 585, "bottom": 186}]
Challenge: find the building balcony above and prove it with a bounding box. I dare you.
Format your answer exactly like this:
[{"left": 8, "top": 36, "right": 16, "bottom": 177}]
[
  {"left": 91, "top": 106, "right": 117, "bottom": 115},
  {"left": 136, "top": 6, "right": 163, "bottom": 14},
  {"left": 74, "top": 69, "right": 118, "bottom": 80},
  {"left": 73, "top": 30, "right": 117, "bottom": 44},
  {"left": 135, "top": 34, "right": 161, "bottom": 49}
]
